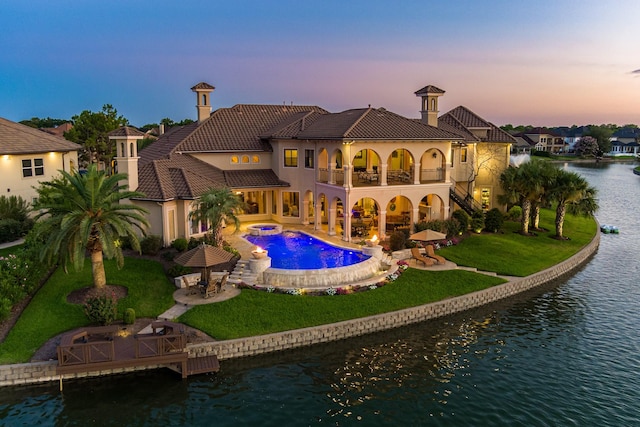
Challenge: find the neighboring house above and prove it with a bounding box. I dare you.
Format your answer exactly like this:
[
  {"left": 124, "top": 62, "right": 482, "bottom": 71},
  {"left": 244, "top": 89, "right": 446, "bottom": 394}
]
[
  {"left": 41, "top": 122, "right": 73, "bottom": 137},
  {"left": 515, "top": 128, "right": 566, "bottom": 153},
  {"left": 112, "top": 83, "right": 513, "bottom": 245},
  {"left": 609, "top": 127, "right": 640, "bottom": 156},
  {"left": 0, "top": 117, "right": 79, "bottom": 205},
  {"left": 511, "top": 136, "right": 535, "bottom": 154},
  {"left": 555, "top": 126, "right": 588, "bottom": 152}
]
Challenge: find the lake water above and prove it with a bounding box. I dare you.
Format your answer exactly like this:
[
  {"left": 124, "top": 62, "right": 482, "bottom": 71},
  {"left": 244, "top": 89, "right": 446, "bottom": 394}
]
[{"left": 1, "top": 162, "right": 639, "bottom": 426}]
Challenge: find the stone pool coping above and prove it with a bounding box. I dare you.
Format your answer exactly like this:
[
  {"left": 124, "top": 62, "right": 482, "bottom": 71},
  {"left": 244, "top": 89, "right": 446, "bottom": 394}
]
[{"left": 0, "top": 232, "right": 599, "bottom": 387}]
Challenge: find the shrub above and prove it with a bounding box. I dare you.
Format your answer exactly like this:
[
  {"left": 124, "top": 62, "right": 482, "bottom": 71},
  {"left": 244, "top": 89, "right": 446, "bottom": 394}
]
[
  {"left": 451, "top": 209, "right": 471, "bottom": 232},
  {"left": 0, "top": 195, "right": 29, "bottom": 222},
  {"left": 140, "top": 235, "right": 163, "bottom": 255},
  {"left": 443, "top": 218, "right": 462, "bottom": 237},
  {"left": 389, "top": 230, "right": 406, "bottom": 251},
  {"left": 505, "top": 205, "right": 522, "bottom": 221},
  {"left": 84, "top": 291, "right": 118, "bottom": 326},
  {"left": 171, "top": 238, "right": 188, "bottom": 252},
  {"left": 123, "top": 308, "right": 136, "bottom": 325},
  {"left": 484, "top": 208, "right": 504, "bottom": 233},
  {"left": 0, "top": 218, "right": 23, "bottom": 243},
  {"left": 167, "top": 264, "right": 191, "bottom": 278},
  {"left": 161, "top": 251, "right": 175, "bottom": 262},
  {"left": 471, "top": 210, "right": 485, "bottom": 233},
  {"left": 188, "top": 237, "right": 201, "bottom": 250}
]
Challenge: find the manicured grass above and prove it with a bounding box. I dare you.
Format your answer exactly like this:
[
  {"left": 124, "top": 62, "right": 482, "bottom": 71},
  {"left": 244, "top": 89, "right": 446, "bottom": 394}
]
[
  {"left": 0, "top": 257, "right": 176, "bottom": 364},
  {"left": 438, "top": 209, "right": 597, "bottom": 276},
  {"left": 179, "top": 269, "right": 506, "bottom": 340}
]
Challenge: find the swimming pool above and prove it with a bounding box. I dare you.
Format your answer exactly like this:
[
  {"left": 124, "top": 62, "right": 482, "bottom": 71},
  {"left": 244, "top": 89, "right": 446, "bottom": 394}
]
[
  {"left": 244, "top": 230, "right": 382, "bottom": 288},
  {"left": 246, "top": 231, "right": 369, "bottom": 269}
]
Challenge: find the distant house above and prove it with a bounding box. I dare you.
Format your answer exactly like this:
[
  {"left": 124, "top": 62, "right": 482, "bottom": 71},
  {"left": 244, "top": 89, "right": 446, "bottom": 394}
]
[
  {"left": 609, "top": 127, "right": 640, "bottom": 156},
  {"left": 0, "top": 117, "right": 79, "bottom": 204},
  {"left": 514, "top": 128, "right": 566, "bottom": 153},
  {"left": 111, "top": 83, "right": 514, "bottom": 245},
  {"left": 41, "top": 122, "right": 73, "bottom": 138}
]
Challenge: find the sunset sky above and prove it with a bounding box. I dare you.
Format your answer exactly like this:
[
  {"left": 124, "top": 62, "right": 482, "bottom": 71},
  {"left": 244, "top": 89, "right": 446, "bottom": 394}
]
[{"left": 1, "top": 0, "right": 639, "bottom": 127}]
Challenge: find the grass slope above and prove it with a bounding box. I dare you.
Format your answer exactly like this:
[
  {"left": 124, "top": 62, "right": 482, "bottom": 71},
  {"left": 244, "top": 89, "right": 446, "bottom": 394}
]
[
  {"left": 179, "top": 269, "right": 506, "bottom": 340},
  {"left": 438, "top": 210, "right": 597, "bottom": 276}
]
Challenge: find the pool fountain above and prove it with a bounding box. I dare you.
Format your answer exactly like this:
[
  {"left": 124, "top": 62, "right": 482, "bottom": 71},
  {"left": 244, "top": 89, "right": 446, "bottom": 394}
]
[{"left": 247, "top": 223, "right": 283, "bottom": 236}]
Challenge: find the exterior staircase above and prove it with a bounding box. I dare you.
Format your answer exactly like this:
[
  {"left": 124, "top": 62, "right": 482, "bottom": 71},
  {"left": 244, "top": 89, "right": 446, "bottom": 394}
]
[{"left": 449, "top": 187, "right": 482, "bottom": 215}]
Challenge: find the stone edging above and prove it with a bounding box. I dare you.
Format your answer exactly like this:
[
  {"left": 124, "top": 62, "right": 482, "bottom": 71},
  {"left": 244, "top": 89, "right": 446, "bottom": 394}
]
[{"left": 0, "top": 232, "right": 600, "bottom": 387}]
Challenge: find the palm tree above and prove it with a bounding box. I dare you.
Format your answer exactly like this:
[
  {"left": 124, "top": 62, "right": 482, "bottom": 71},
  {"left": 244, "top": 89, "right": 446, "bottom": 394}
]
[
  {"left": 189, "top": 187, "right": 246, "bottom": 247},
  {"left": 548, "top": 170, "right": 597, "bottom": 239},
  {"left": 499, "top": 161, "right": 543, "bottom": 235},
  {"left": 528, "top": 161, "right": 558, "bottom": 230},
  {"left": 32, "top": 165, "right": 149, "bottom": 289}
]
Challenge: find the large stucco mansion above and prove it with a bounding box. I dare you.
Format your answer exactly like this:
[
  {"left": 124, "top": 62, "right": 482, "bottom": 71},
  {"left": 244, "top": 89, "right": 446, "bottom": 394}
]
[{"left": 111, "top": 83, "right": 515, "bottom": 246}]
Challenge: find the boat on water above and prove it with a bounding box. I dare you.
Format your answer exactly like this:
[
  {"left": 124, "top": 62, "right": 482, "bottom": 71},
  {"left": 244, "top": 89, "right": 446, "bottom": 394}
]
[{"left": 600, "top": 224, "right": 620, "bottom": 234}]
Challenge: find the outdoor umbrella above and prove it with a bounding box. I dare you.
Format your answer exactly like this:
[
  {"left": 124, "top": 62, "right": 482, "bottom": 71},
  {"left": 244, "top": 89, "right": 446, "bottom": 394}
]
[
  {"left": 173, "top": 243, "right": 234, "bottom": 283},
  {"left": 409, "top": 229, "right": 447, "bottom": 242}
]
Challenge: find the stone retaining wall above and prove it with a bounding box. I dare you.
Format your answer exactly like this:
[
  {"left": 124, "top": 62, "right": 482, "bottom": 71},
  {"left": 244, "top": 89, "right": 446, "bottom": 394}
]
[{"left": 0, "top": 232, "right": 599, "bottom": 387}]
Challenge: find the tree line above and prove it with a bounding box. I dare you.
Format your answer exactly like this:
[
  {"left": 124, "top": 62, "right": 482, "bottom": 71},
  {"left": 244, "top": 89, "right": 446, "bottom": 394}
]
[{"left": 20, "top": 107, "right": 193, "bottom": 171}]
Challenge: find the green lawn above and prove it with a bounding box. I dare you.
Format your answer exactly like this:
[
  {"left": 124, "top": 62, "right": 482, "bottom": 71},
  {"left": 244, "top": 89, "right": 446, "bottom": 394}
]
[
  {"left": 179, "top": 269, "right": 507, "bottom": 340},
  {"left": 0, "top": 209, "right": 597, "bottom": 363},
  {"left": 0, "top": 257, "right": 176, "bottom": 364},
  {"left": 438, "top": 209, "right": 597, "bottom": 276}
]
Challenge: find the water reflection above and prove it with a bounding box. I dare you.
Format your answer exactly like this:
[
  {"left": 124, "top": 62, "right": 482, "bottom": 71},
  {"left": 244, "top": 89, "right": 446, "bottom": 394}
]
[{"left": 2, "top": 163, "right": 640, "bottom": 426}]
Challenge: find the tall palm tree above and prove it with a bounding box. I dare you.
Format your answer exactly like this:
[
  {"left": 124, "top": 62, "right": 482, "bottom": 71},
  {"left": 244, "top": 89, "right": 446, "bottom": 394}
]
[
  {"left": 189, "top": 187, "right": 245, "bottom": 247},
  {"left": 32, "top": 165, "right": 149, "bottom": 289},
  {"left": 548, "top": 170, "right": 597, "bottom": 239},
  {"left": 528, "top": 161, "right": 558, "bottom": 230}
]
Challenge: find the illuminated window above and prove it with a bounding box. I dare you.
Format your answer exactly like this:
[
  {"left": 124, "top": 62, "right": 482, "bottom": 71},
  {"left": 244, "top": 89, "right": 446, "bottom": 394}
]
[
  {"left": 252, "top": 155, "right": 260, "bottom": 163},
  {"left": 231, "top": 156, "right": 239, "bottom": 164},
  {"left": 284, "top": 149, "right": 298, "bottom": 167},
  {"left": 242, "top": 155, "right": 249, "bottom": 163},
  {"left": 461, "top": 148, "right": 468, "bottom": 163}
]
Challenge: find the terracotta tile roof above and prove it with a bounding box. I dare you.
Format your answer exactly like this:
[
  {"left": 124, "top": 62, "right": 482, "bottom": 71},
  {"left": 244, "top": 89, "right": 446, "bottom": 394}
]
[
  {"left": 295, "top": 108, "right": 460, "bottom": 140},
  {"left": 224, "top": 169, "right": 290, "bottom": 188},
  {"left": 441, "top": 106, "right": 491, "bottom": 129},
  {"left": 108, "top": 126, "right": 146, "bottom": 137},
  {"left": 437, "top": 115, "right": 481, "bottom": 142},
  {"left": 139, "top": 122, "right": 199, "bottom": 166},
  {"left": 175, "top": 104, "right": 328, "bottom": 153},
  {"left": 262, "top": 111, "right": 325, "bottom": 138},
  {"left": 485, "top": 123, "right": 517, "bottom": 143},
  {"left": 414, "top": 85, "right": 446, "bottom": 96},
  {"left": 0, "top": 117, "right": 79, "bottom": 155},
  {"left": 440, "top": 106, "right": 515, "bottom": 144},
  {"left": 136, "top": 154, "right": 225, "bottom": 201},
  {"left": 191, "top": 82, "right": 216, "bottom": 90}
]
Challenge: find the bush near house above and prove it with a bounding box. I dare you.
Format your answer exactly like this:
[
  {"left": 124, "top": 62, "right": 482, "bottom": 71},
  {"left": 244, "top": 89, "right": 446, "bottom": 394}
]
[
  {"left": 451, "top": 209, "right": 471, "bottom": 232},
  {"left": 0, "top": 195, "right": 33, "bottom": 243},
  {"left": 484, "top": 208, "right": 504, "bottom": 233},
  {"left": 140, "top": 235, "right": 163, "bottom": 255}
]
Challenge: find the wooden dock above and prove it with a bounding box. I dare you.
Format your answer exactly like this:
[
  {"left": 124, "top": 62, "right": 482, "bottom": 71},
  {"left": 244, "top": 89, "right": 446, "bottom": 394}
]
[{"left": 56, "top": 321, "right": 219, "bottom": 379}]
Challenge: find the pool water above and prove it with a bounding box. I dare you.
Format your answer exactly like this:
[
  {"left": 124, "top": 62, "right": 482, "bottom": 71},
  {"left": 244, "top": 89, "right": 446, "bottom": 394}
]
[{"left": 245, "top": 231, "right": 370, "bottom": 269}]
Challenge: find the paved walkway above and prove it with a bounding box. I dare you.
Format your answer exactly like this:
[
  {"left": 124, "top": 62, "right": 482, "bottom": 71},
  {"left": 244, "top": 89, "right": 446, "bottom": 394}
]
[{"left": 0, "top": 238, "right": 24, "bottom": 250}]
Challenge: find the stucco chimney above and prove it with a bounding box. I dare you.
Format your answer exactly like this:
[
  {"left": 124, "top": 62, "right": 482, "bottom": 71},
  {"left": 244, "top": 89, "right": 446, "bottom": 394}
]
[
  {"left": 191, "top": 82, "right": 215, "bottom": 124},
  {"left": 414, "top": 85, "right": 445, "bottom": 127}
]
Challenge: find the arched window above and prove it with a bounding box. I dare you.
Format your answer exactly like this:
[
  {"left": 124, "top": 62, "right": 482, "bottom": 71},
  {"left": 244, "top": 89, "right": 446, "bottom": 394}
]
[
  {"left": 130, "top": 142, "right": 135, "bottom": 157},
  {"left": 120, "top": 142, "right": 125, "bottom": 157},
  {"left": 242, "top": 155, "right": 250, "bottom": 163}
]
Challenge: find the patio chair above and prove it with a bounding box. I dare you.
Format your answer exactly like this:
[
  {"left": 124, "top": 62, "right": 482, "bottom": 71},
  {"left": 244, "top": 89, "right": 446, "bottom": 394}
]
[
  {"left": 425, "top": 244, "right": 446, "bottom": 265},
  {"left": 202, "top": 278, "right": 219, "bottom": 299},
  {"left": 411, "top": 247, "right": 434, "bottom": 267},
  {"left": 182, "top": 276, "right": 200, "bottom": 296},
  {"left": 215, "top": 274, "right": 228, "bottom": 294}
]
